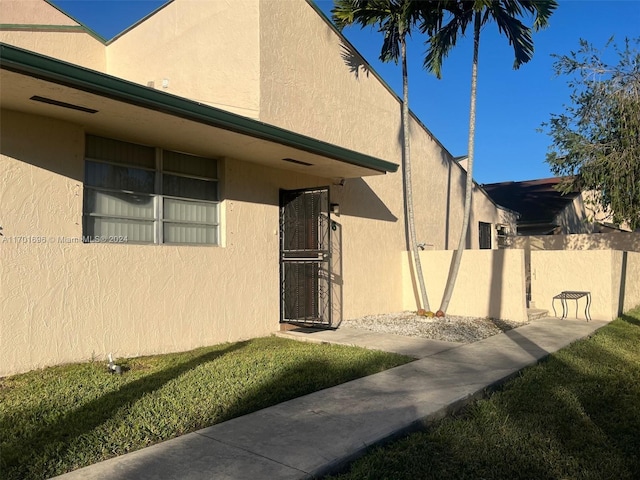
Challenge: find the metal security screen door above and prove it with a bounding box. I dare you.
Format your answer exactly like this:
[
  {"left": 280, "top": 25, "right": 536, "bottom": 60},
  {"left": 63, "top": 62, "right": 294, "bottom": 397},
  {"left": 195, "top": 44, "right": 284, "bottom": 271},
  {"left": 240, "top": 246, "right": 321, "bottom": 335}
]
[{"left": 280, "top": 188, "right": 332, "bottom": 327}]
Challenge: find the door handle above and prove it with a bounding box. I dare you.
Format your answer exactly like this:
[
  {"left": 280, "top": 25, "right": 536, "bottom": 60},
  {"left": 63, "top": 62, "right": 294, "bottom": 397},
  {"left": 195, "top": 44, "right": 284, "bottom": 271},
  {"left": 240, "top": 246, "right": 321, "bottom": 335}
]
[{"left": 282, "top": 252, "right": 330, "bottom": 262}]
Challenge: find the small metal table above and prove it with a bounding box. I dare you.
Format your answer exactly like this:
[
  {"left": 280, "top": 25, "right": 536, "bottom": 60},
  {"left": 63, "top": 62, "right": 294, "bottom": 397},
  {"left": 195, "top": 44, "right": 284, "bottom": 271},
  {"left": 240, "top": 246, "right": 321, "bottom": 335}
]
[{"left": 553, "top": 291, "right": 591, "bottom": 321}]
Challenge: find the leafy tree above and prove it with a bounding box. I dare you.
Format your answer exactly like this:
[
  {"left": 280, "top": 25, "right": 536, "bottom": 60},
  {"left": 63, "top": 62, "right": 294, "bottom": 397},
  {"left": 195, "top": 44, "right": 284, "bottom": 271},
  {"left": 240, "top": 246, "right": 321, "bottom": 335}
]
[
  {"left": 544, "top": 37, "right": 640, "bottom": 230},
  {"left": 423, "top": 0, "right": 557, "bottom": 314},
  {"left": 333, "top": 0, "right": 444, "bottom": 312}
]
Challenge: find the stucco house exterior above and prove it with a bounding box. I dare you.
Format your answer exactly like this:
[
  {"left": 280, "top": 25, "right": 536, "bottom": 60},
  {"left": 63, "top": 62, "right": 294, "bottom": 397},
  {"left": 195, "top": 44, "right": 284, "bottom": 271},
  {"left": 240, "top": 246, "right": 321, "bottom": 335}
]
[{"left": 0, "top": 0, "right": 515, "bottom": 376}]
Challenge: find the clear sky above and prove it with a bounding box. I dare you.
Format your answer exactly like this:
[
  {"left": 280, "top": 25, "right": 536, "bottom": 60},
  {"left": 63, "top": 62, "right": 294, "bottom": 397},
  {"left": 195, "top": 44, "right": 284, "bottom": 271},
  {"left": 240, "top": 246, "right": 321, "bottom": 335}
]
[{"left": 52, "top": 0, "right": 640, "bottom": 184}]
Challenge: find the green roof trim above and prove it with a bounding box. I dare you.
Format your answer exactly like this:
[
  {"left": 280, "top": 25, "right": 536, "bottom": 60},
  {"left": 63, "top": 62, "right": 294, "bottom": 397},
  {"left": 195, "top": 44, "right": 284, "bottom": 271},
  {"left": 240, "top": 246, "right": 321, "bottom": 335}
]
[
  {"left": 0, "top": 43, "right": 398, "bottom": 175},
  {"left": 106, "top": 0, "right": 174, "bottom": 44},
  {"left": 0, "top": 24, "right": 106, "bottom": 43},
  {"left": 44, "top": 0, "right": 107, "bottom": 43}
]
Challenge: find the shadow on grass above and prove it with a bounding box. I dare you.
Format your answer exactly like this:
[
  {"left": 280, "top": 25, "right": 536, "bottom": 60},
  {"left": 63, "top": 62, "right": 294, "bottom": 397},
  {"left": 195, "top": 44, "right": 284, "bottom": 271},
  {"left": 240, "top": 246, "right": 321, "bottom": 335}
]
[
  {"left": 101, "top": 358, "right": 421, "bottom": 480},
  {"left": 2, "top": 342, "right": 248, "bottom": 480},
  {"left": 329, "top": 317, "right": 640, "bottom": 480},
  {"left": 3, "top": 339, "right": 410, "bottom": 479},
  {"left": 620, "top": 312, "right": 640, "bottom": 327}
]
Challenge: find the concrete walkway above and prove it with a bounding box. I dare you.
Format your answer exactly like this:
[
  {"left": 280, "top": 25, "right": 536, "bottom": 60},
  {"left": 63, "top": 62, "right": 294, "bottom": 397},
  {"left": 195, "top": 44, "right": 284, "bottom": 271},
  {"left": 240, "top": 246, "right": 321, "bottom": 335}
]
[{"left": 53, "top": 316, "right": 610, "bottom": 480}]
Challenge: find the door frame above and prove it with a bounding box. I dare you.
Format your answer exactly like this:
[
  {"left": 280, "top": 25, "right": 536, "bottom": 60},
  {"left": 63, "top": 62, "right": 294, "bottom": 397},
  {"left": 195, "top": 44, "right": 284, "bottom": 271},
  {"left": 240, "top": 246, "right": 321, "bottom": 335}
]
[{"left": 279, "top": 187, "right": 333, "bottom": 328}]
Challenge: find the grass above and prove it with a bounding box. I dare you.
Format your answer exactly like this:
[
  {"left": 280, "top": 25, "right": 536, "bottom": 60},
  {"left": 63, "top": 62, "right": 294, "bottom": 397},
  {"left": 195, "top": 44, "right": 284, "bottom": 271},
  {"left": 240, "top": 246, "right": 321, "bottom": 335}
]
[
  {"left": 0, "top": 336, "right": 411, "bottom": 480},
  {"left": 329, "top": 308, "right": 640, "bottom": 480}
]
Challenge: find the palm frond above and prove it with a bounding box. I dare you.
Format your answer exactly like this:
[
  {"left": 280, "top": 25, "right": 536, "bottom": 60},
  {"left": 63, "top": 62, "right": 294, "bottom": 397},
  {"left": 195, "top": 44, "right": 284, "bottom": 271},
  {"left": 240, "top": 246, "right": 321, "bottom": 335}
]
[
  {"left": 488, "top": 2, "right": 534, "bottom": 69},
  {"left": 332, "top": 0, "right": 432, "bottom": 65},
  {"left": 515, "top": 0, "right": 558, "bottom": 30},
  {"left": 423, "top": 6, "right": 474, "bottom": 78},
  {"left": 423, "top": 0, "right": 557, "bottom": 76}
]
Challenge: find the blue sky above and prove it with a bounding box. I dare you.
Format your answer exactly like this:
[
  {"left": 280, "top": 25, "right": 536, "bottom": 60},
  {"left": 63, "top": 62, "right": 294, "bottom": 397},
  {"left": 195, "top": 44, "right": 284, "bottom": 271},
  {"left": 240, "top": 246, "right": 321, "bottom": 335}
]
[{"left": 52, "top": 0, "right": 640, "bottom": 184}]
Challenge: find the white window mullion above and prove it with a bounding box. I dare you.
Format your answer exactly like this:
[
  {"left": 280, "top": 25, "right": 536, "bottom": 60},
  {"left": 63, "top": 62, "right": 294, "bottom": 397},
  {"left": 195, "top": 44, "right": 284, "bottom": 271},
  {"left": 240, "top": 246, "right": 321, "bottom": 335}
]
[{"left": 155, "top": 148, "right": 163, "bottom": 245}]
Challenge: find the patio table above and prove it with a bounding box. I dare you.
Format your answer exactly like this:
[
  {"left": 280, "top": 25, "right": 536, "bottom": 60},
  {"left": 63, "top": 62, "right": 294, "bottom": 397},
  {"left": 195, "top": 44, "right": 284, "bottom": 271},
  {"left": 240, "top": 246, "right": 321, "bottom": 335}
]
[{"left": 552, "top": 291, "right": 591, "bottom": 321}]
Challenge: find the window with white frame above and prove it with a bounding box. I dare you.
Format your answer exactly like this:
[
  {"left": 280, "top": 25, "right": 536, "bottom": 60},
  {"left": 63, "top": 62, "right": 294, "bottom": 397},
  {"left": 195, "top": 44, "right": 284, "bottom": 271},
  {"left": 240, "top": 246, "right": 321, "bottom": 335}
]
[{"left": 83, "top": 135, "right": 219, "bottom": 245}]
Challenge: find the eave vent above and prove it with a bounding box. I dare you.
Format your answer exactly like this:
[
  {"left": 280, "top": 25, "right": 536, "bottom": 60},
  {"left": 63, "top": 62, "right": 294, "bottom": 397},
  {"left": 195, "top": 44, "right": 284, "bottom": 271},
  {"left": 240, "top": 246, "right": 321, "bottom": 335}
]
[
  {"left": 282, "top": 157, "right": 313, "bottom": 167},
  {"left": 30, "top": 95, "right": 98, "bottom": 114}
]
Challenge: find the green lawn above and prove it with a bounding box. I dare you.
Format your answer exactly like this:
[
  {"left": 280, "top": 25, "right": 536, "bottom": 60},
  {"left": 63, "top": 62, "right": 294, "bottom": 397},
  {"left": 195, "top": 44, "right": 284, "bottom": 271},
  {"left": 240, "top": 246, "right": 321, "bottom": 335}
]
[
  {"left": 0, "top": 336, "right": 411, "bottom": 480},
  {"left": 329, "top": 308, "right": 640, "bottom": 480}
]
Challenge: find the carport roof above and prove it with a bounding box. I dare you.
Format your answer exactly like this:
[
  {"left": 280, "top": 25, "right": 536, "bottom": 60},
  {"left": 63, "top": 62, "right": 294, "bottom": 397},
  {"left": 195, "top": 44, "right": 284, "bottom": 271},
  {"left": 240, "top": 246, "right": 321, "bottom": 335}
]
[{"left": 0, "top": 43, "right": 398, "bottom": 178}]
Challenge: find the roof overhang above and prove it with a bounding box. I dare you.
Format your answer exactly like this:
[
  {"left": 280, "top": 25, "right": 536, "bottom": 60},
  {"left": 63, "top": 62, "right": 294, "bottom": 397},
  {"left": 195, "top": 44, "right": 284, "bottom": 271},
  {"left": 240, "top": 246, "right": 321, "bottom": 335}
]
[
  {"left": 517, "top": 222, "right": 559, "bottom": 236},
  {"left": 0, "top": 43, "right": 398, "bottom": 178}
]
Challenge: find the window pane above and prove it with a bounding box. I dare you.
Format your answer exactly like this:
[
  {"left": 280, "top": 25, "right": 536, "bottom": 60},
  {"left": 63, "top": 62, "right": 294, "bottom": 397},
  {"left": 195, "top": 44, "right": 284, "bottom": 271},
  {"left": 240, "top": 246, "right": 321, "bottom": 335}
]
[
  {"left": 164, "top": 150, "right": 216, "bottom": 178},
  {"left": 163, "top": 174, "right": 217, "bottom": 201},
  {"left": 85, "top": 188, "right": 154, "bottom": 219},
  {"left": 85, "top": 217, "right": 154, "bottom": 243},
  {"left": 86, "top": 135, "right": 155, "bottom": 168},
  {"left": 163, "top": 198, "right": 217, "bottom": 223},
  {"left": 164, "top": 223, "right": 218, "bottom": 244},
  {"left": 85, "top": 161, "right": 155, "bottom": 193}
]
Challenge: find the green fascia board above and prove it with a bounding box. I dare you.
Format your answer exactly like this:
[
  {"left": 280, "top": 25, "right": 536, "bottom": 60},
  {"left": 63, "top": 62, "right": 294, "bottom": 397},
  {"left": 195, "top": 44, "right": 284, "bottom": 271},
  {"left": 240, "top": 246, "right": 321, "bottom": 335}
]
[
  {"left": 106, "top": 1, "right": 175, "bottom": 44},
  {"left": 0, "top": 43, "right": 398, "bottom": 175},
  {"left": 0, "top": 24, "right": 106, "bottom": 43},
  {"left": 43, "top": 0, "right": 107, "bottom": 43},
  {"left": 45, "top": 0, "right": 174, "bottom": 44}
]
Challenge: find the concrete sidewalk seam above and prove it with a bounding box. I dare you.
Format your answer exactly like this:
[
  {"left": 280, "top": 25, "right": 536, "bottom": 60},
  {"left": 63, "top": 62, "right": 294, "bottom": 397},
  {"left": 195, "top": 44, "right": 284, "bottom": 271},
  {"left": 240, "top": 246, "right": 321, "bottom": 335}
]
[{"left": 193, "top": 431, "right": 313, "bottom": 477}]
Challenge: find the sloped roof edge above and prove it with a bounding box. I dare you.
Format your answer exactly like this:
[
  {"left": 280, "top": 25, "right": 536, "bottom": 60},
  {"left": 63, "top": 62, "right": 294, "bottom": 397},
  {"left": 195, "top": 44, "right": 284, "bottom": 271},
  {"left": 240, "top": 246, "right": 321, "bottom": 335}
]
[
  {"left": 307, "top": 0, "right": 457, "bottom": 162},
  {"left": 0, "top": 43, "right": 398, "bottom": 175},
  {"left": 43, "top": 0, "right": 107, "bottom": 43}
]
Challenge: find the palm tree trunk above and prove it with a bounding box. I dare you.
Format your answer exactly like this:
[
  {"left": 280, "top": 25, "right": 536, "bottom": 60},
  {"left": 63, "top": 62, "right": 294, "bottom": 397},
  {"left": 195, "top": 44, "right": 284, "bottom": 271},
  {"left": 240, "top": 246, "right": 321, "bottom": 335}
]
[
  {"left": 401, "top": 37, "right": 430, "bottom": 312},
  {"left": 438, "top": 10, "right": 481, "bottom": 314}
]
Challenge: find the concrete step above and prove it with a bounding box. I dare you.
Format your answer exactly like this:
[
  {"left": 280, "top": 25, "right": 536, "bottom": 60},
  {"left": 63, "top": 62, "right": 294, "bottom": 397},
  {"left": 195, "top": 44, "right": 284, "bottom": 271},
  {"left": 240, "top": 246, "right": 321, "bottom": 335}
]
[{"left": 527, "top": 308, "right": 549, "bottom": 321}]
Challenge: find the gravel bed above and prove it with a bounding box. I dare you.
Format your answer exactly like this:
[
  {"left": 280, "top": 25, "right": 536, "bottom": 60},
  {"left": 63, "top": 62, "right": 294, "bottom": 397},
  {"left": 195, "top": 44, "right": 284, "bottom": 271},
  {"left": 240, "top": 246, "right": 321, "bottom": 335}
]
[{"left": 341, "top": 311, "right": 529, "bottom": 344}]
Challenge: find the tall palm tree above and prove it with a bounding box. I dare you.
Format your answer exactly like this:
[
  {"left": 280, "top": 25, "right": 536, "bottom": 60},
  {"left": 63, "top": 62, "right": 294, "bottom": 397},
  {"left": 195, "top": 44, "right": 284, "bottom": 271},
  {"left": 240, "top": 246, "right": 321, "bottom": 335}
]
[
  {"left": 423, "top": 0, "right": 558, "bottom": 315},
  {"left": 333, "top": 0, "right": 443, "bottom": 312}
]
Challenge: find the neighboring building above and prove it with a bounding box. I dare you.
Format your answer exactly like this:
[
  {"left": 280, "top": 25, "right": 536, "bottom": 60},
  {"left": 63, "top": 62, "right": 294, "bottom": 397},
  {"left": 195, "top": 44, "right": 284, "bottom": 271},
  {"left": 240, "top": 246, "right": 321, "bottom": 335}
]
[
  {"left": 454, "top": 155, "right": 518, "bottom": 248},
  {"left": 0, "top": 0, "right": 514, "bottom": 375},
  {"left": 482, "top": 177, "right": 630, "bottom": 236}
]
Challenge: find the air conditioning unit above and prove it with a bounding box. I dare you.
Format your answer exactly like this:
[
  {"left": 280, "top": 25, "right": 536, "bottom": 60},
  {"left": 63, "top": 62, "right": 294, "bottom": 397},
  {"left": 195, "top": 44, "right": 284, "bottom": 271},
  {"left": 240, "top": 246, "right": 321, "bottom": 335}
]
[{"left": 496, "top": 224, "right": 510, "bottom": 248}]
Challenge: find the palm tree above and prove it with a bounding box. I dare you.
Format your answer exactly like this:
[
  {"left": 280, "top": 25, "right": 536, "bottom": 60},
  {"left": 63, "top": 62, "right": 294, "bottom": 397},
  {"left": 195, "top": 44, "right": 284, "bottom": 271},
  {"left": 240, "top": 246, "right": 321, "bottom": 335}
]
[
  {"left": 333, "top": 0, "right": 443, "bottom": 313},
  {"left": 423, "top": 0, "right": 558, "bottom": 315}
]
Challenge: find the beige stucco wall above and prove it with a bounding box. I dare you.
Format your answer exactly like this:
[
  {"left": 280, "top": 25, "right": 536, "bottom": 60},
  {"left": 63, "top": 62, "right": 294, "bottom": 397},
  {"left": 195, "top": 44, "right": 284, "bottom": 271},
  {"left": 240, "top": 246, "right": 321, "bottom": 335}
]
[
  {"left": 401, "top": 249, "right": 528, "bottom": 322},
  {"left": 512, "top": 232, "right": 640, "bottom": 252},
  {"left": 258, "top": 0, "right": 508, "bottom": 254},
  {"left": 580, "top": 190, "right": 634, "bottom": 231},
  {"left": 529, "top": 250, "right": 634, "bottom": 321},
  {"left": 0, "top": 106, "right": 416, "bottom": 376},
  {"left": 0, "top": 0, "right": 106, "bottom": 71},
  {"left": 1, "top": 0, "right": 520, "bottom": 375},
  {"left": 0, "top": 0, "right": 76, "bottom": 25},
  {"left": 258, "top": 0, "right": 407, "bottom": 317},
  {"left": 0, "top": 109, "right": 335, "bottom": 376},
  {"left": 553, "top": 194, "right": 595, "bottom": 234},
  {"left": 548, "top": 191, "right": 631, "bottom": 235},
  {"left": 621, "top": 252, "right": 640, "bottom": 313},
  {"left": 106, "top": 0, "right": 260, "bottom": 118}
]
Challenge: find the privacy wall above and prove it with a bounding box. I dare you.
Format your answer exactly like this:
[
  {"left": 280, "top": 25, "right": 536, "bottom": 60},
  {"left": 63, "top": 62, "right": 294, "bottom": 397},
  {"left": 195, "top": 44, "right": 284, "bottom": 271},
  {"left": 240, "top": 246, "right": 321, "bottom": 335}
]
[
  {"left": 402, "top": 249, "right": 528, "bottom": 322},
  {"left": 530, "top": 250, "right": 640, "bottom": 320}
]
